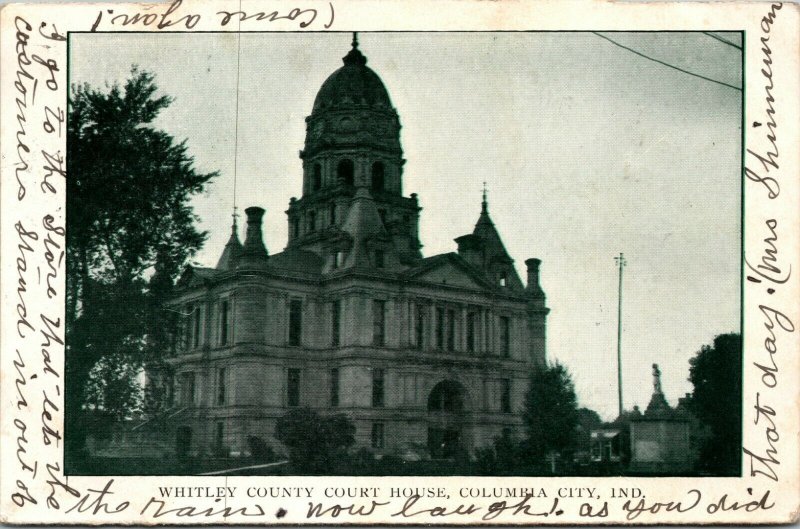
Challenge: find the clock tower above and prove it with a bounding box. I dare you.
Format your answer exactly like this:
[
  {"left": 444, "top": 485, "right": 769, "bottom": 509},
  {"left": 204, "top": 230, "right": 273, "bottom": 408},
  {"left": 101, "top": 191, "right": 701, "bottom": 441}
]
[{"left": 286, "top": 34, "right": 422, "bottom": 265}]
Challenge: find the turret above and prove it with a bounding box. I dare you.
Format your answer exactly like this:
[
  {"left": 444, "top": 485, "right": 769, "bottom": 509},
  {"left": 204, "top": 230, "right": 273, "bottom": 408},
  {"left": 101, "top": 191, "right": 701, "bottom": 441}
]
[{"left": 216, "top": 216, "right": 243, "bottom": 270}]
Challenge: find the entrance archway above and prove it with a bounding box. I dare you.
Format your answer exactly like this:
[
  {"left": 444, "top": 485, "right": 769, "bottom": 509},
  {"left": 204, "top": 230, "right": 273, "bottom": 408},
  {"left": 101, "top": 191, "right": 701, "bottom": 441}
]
[{"left": 427, "top": 380, "right": 466, "bottom": 459}]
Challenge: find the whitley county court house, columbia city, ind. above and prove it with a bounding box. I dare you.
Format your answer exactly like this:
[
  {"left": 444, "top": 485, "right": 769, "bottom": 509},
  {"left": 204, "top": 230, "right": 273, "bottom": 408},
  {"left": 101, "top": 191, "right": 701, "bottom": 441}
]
[{"left": 139, "top": 35, "right": 549, "bottom": 460}]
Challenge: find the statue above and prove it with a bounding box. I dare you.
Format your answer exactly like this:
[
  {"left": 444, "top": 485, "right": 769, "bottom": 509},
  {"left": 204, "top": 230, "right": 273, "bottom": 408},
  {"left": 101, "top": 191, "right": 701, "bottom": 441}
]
[{"left": 652, "top": 363, "right": 663, "bottom": 395}]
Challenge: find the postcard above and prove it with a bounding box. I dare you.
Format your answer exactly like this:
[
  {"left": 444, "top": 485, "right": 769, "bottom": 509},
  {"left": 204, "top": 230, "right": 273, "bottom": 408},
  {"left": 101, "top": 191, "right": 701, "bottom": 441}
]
[{"left": 0, "top": 0, "right": 798, "bottom": 524}]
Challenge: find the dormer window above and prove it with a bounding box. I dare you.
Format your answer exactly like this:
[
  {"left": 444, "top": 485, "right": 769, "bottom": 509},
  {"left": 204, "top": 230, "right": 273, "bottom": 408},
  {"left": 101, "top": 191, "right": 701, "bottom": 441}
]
[
  {"left": 499, "top": 274, "right": 507, "bottom": 287},
  {"left": 333, "top": 251, "right": 343, "bottom": 269}
]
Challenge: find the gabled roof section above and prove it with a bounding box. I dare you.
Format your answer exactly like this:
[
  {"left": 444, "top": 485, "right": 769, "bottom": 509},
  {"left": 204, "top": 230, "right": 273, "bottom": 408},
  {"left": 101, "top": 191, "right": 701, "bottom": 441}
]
[
  {"left": 402, "top": 253, "right": 495, "bottom": 290},
  {"left": 176, "top": 266, "right": 220, "bottom": 289},
  {"left": 268, "top": 248, "right": 325, "bottom": 275}
]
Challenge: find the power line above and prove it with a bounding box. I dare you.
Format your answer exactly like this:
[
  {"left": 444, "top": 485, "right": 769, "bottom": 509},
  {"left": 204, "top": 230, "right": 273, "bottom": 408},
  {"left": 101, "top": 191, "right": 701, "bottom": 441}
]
[
  {"left": 592, "top": 32, "right": 741, "bottom": 92},
  {"left": 703, "top": 31, "right": 742, "bottom": 51}
]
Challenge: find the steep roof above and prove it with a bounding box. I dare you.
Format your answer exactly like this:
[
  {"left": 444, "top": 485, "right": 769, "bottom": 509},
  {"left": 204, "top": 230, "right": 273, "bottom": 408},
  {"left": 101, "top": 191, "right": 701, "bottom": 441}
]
[{"left": 215, "top": 222, "right": 243, "bottom": 270}]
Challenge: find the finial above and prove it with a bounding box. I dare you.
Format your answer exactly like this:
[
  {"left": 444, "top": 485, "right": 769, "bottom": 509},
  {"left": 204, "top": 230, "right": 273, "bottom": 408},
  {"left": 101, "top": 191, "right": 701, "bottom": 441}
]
[
  {"left": 232, "top": 206, "right": 239, "bottom": 232},
  {"left": 481, "top": 181, "right": 488, "bottom": 213},
  {"left": 343, "top": 32, "right": 367, "bottom": 66}
]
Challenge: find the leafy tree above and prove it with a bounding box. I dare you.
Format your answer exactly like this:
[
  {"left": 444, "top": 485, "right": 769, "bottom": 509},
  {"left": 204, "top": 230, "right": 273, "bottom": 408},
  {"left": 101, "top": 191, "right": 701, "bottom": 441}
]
[
  {"left": 66, "top": 67, "right": 216, "bottom": 457},
  {"left": 688, "top": 333, "right": 742, "bottom": 475},
  {"left": 572, "top": 407, "right": 602, "bottom": 455},
  {"left": 275, "top": 408, "right": 356, "bottom": 473},
  {"left": 475, "top": 429, "right": 519, "bottom": 475},
  {"left": 522, "top": 362, "right": 579, "bottom": 463}
]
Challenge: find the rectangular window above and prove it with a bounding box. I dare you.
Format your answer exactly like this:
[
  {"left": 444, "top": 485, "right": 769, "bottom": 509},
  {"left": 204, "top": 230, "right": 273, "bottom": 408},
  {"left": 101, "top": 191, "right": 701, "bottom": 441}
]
[
  {"left": 373, "top": 300, "right": 386, "bottom": 346},
  {"left": 331, "top": 300, "right": 341, "bottom": 346},
  {"left": 371, "top": 423, "right": 385, "bottom": 449},
  {"left": 287, "top": 368, "right": 300, "bottom": 407},
  {"left": 193, "top": 305, "right": 202, "bottom": 348},
  {"left": 181, "top": 372, "right": 195, "bottom": 405},
  {"left": 217, "top": 367, "right": 226, "bottom": 405},
  {"left": 375, "top": 249, "right": 385, "bottom": 269},
  {"left": 500, "top": 316, "right": 511, "bottom": 357},
  {"left": 435, "top": 307, "right": 444, "bottom": 350},
  {"left": 466, "top": 312, "right": 476, "bottom": 352},
  {"left": 415, "top": 304, "right": 426, "bottom": 350},
  {"left": 219, "top": 300, "right": 229, "bottom": 345},
  {"left": 501, "top": 378, "right": 511, "bottom": 413},
  {"left": 215, "top": 422, "right": 224, "bottom": 453},
  {"left": 447, "top": 309, "right": 456, "bottom": 351},
  {"left": 372, "top": 368, "right": 385, "bottom": 407},
  {"left": 289, "top": 299, "right": 302, "bottom": 346},
  {"left": 330, "top": 368, "right": 340, "bottom": 407}
]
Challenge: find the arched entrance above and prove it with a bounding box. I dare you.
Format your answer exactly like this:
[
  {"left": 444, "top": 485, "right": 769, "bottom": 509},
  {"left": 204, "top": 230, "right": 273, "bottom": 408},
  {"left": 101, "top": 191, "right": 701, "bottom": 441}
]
[{"left": 427, "top": 380, "right": 466, "bottom": 459}]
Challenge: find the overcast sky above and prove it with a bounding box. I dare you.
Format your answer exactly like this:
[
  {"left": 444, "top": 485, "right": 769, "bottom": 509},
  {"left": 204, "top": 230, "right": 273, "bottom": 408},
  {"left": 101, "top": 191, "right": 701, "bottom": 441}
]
[{"left": 71, "top": 32, "right": 742, "bottom": 420}]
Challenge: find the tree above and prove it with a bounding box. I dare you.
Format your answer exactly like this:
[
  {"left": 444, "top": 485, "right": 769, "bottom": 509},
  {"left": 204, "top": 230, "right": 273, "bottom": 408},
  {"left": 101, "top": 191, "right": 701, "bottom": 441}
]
[
  {"left": 66, "top": 67, "right": 216, "bottom": 457},
  {"left": 688, "top": 333, "right": 742, "bottom": 475},
  {"left": 275, "top": 408, "right": 356, "bottom": 473},
  {"left": 522, "top": 362, "right": 579, "bottom": 463}
]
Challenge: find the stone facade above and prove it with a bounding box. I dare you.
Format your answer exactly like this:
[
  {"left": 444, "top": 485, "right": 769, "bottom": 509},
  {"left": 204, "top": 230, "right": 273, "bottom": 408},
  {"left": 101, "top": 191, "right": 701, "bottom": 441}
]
[{"left": 157, "top": 36, "right": 549, "bottom": 459}]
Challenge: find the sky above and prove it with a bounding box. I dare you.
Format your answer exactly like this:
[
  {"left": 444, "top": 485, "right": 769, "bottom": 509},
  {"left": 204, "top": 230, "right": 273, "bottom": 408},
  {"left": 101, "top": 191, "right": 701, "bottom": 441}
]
[{"left": 71, "top": 31, "right": 742, "bottom": 420}]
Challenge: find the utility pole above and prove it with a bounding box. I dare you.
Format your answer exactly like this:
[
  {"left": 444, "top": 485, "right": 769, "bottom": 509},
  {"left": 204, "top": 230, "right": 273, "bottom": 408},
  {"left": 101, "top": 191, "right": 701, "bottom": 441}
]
[{"left": 614, "top": 252, "right": 627, "bottom": 419}]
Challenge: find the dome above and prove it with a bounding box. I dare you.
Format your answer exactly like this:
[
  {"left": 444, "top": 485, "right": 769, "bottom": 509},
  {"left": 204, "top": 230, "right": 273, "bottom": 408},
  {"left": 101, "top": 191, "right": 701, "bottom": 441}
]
[{"left": 312, "top": 41, "right": 393, "bottom": 112}]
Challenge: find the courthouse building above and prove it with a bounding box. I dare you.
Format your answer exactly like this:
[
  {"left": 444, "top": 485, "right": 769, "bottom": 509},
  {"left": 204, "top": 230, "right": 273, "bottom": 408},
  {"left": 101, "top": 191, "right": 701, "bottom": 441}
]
[{"left": 162, "top": 36, "right": 549, "bottom": 459}]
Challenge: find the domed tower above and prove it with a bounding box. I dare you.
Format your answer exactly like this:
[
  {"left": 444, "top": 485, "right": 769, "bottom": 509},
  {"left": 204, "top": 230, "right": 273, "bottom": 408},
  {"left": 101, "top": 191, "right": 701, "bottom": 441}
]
[{"left": 286, "top": 34, "right": 422, "bottom": 265}]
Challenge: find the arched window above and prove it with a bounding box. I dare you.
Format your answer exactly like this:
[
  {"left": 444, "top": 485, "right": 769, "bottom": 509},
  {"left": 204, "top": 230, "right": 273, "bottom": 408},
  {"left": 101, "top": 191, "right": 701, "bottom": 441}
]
[
  {"left": 329, "top": 203, "right": 337, "bottom": 225},
  {"left": 337, "top": 159, "right": 354, "bottom": 186},
  {"left": 427, "top": 380, "right": 465, "bottom": 412},
  {"left": 371, "top": 161, "right": 385, "bottom": 192},
  {"left": 309, "top": 211, "right": 316, "bottom": 232},
  {"left": 312, "top": 164, "right": 322, "bottom": 191}
]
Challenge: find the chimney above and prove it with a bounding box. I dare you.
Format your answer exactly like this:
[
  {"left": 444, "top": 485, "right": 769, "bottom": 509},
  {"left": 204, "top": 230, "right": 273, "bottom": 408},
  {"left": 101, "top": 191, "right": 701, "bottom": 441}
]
[
  {"left": 237, "top": 206, "right": 268, "bottom": 268},
  {"left": 525, "top": 258, "right": 544, "bottom": 297}
]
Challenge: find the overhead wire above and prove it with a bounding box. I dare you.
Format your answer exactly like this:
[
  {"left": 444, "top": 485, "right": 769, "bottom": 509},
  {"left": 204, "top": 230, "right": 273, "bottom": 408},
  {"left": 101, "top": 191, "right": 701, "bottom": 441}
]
[
  {"left": 702, "top": 31, "right": 742, "bottom": 51},
  {"left": 591, "top": 32, "right": 742, "bottom": 92}
]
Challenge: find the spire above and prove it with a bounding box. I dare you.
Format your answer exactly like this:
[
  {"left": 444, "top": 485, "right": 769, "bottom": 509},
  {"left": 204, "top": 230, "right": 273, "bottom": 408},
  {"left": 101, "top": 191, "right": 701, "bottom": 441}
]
[{"left": 216, "top": 210, "right": 243, "bottom": 270}]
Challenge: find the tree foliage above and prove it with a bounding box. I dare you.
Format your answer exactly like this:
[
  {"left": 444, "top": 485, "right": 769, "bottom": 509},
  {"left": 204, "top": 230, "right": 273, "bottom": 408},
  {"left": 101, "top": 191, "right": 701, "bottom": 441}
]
[
  {"left": 688, "top": 333, "right": 742, "bottom": 475},
  {"left": 522, "top": 362, "right": 579, "bottom": 460},
  {"left": 66, "top": 68, "right": 216, "bottom": 454},
  {"left": 275, "top": 408, "right": 356, "bottom": 473}
]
